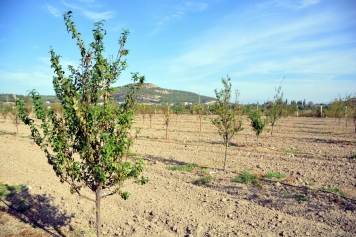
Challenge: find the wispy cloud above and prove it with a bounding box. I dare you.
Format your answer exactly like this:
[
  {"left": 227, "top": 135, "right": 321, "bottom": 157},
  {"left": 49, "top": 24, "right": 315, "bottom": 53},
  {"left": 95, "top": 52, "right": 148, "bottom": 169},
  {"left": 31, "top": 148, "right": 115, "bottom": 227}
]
[
  {"left": 155, "top": 2, "right": 356, "bottom": 102},
  {"left": 46, "top": 4, "right": 61, "bottom": 17},
  {"left": 78, "top": 0, "right": 95, "bottom": 3},
  {"left": 148, "top": 1, "right": 208, "bottom": 36},
  {"left": 0, "top": 69, "right": 52, "bottom": 89},
  {"left": 258, "top": 0, "right": 321, "bottom": 10},
  {"left": 82, "top": 10, "right": 115, "bottom": 21},
  {"left": 181, "top": 2, "right": 208, "bottom": 12},
  {"left": 62, "top": 1, "right": 115, "bottom": 21},
  {"left": 275, "top": 0, "right": 321, "bottom": 10}
]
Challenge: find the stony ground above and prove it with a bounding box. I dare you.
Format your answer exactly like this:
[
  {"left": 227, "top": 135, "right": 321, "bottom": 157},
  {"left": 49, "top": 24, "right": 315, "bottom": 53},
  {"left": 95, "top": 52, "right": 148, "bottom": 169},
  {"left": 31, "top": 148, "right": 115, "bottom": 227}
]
[{"left": 0, "top": 114, "right": 355, "bottom": 237}]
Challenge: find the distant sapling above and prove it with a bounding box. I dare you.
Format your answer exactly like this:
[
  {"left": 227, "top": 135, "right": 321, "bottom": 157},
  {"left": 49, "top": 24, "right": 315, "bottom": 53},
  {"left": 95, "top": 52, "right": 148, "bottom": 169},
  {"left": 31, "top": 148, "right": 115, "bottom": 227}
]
[
  {"left": 211, "top": 75, "right": 243, "bottom": 172},
  {"left": 248, "top": 108, "right": 267, "bottom": 145}
]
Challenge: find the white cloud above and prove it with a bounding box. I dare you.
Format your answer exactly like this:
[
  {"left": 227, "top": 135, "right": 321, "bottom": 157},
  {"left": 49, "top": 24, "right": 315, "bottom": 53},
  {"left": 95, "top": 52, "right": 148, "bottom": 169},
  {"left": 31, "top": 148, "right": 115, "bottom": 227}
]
[
  {"left": 62, "top": 1, "right": 115, "bottom": 21},
  {"left": 260, "top": 0, "right": 321, "bottom": 10},
  {"left": 148, "top": 1, "right": 208, "bottom": 36},
  {"left": 46, "top": 5, "right": 61, "bottom": 17},
  {"left": 182, "top": 2, "right": 208, "bottom": 12},
  {"left": 82, "top": 10, "right": 115, "bottom": 21},
  {"left": 78, "top": 0, "right": 95, "bottom": 3},
  {"left": 283, "top": 0, "right": 321, "bottom": 10},
  {"left": 0, "top": 69, "right": 52, "bottom": 88}
]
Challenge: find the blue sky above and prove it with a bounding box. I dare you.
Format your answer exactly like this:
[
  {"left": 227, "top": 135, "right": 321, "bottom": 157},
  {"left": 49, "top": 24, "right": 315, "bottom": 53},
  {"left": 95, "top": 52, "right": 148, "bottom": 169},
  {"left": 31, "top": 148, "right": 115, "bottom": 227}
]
[{"left": 0, "top": 0, "right": 355, "bottom": 104}]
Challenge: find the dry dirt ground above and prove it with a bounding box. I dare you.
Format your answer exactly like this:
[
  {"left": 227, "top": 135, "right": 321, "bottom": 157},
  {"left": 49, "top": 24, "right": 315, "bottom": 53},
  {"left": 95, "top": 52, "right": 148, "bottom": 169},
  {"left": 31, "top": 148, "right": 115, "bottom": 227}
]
[{"left": 0, "top": 115, "right": 356, "bottom": 237}]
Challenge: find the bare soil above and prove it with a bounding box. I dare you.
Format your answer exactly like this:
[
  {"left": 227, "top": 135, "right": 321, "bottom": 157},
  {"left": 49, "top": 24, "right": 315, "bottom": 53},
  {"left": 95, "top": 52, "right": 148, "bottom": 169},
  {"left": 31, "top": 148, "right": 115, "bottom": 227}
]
[{"left": 0, "top": 115, "right": 355, "bottom": 237}]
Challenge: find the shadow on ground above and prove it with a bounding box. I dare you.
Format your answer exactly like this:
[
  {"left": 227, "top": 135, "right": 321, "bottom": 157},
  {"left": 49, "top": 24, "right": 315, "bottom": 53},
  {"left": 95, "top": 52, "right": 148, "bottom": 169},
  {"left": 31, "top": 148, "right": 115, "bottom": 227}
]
[{"left": 0, "top": 183, "right": 74, "bottom": 237}]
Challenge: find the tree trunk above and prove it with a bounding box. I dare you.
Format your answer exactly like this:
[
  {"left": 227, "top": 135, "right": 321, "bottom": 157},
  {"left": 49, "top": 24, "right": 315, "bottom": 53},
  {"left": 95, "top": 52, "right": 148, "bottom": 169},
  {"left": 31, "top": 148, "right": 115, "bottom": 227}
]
[
  {"left": 271, "top": 124, "right": 274, "bottom": 135},
  {"left": 96, "top": 186, "right": 102, "bottom": 237},
  {"left": 166, "top": 124, "right": 168, "bottom": 139},
  {"left": 224, "top": 141, "right": 228, "bottom": 172},
  {"left": 199, "top": 116, "right": 202, "bottom": 132},
  {"left": 149, "top": 116, "right": 152, "bottom": 129},
  {"left": 256, "top": 135, "right": 258, "bottom": 145}
]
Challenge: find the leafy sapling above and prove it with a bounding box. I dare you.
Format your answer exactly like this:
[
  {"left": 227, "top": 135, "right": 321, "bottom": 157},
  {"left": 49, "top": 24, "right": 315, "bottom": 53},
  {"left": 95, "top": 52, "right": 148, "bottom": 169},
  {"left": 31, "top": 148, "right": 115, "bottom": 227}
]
[
  {"left": 248, "top": 108, "right": 268, "bottom": 145},
  {"left": 266, "top": 80, "right": 284, "bottom": 135},
  {"left": 211, "top": 75, "right": 243, "bottom": 172},
  {"left": 16, "top": 12, "right": 147, "bottom": 237}
]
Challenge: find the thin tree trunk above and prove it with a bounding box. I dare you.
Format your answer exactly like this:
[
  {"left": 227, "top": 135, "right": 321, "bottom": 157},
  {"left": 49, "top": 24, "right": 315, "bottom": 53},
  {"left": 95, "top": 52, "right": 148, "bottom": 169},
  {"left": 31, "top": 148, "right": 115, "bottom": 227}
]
[
  {"left": 224, "top": 141, "right": 228, "bottom": 172},
  {"left": 166, "top": 124, "right": 168, "bottom": 139},
  {"left": 199, "top": 116, "right": 202, "bottom": 132},
  {"left": 96, "top": 186, "right": 102, "bottom": 237},
  {"left": 271, "top": 124, "right": 274, "bottom": 135},
  {"left": 256, "top": 135, "right": 258, "bottom": 145}
]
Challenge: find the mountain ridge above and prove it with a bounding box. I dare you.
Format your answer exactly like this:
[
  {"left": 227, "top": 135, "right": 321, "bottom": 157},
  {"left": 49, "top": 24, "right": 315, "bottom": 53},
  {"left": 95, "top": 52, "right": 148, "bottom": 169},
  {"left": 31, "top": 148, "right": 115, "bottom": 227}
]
[{"left": 113, "top": 83, "right": 216, "bottom": 105}]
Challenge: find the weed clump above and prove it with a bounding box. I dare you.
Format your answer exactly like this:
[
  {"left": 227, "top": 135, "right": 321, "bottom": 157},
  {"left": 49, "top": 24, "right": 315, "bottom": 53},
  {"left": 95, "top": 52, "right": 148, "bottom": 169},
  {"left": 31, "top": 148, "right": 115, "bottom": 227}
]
[
  {"left": 196, "top": 176, "right": 213, "bottom": 186},
  {"left": 295, "top": 194, "right": 309, "bottom": 201},
  {"left": 232, "top": 170, "right": 263, "bottom": 185},
  {"left": 264, "top": 172, "right": 286, "bottom": 179},
  {"left": 167, "top": 163, "right": 198, "bottom": 172},
  {"left": 321, "top": 186, "right": 347, "bottom": 197}
]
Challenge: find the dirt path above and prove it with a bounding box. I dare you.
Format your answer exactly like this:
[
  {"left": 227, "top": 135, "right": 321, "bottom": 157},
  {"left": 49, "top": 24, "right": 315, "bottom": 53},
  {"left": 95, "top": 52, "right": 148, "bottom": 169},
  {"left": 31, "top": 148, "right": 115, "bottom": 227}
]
[{"left": 0, "top": 115, "right": 355, "bottom": 236}]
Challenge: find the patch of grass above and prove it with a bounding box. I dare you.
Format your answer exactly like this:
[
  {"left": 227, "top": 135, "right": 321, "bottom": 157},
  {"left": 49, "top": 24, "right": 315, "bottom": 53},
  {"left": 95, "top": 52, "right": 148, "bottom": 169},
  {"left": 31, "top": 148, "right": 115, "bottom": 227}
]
[
  {"left": 295, "top": 194, "right": 309, "bottom": 201},
  {"left": 167, "top": 163, "right": 198, "bottom": 172},
  {"left": 196, "top": 176, "right": 213, "bottom": 186},
  {"left": 0, "top": 130, "right": 6, "bottom": 136},
  {"left": 264, "top": 172, "right": 286, "bottom": 179},
  {"left": 20, "top": 134, "right": 32, "bottom": 139},
  {"left": 232, "top": 170, "right": 263, "bottom": 185},
  {"left": 321, "top": 186, "right": 347, "bottom": 197},
  {"left": 201, "top": 168, "right": 207, "bottom": 174},
  {"left": 0, "top": 183, "right": 25, "bottom": 198},
  {"left": 281, "top": 148, "right": 293, "bottom": 154},
  {"left": 127, "top": 151, "right": 140, "bottom": 157},
  {"left": 281, "top": 191, "right": 291, "bottom": 198},
  {"left": 0, "top": 183, "right": 31, "bottom": 212}
]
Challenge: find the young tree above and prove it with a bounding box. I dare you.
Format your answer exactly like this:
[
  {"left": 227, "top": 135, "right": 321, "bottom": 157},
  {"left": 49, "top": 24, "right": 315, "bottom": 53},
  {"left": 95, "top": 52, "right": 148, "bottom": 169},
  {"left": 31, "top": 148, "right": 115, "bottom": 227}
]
[
  {"left": 211, "top": 76, "right": 243, "bottom": 172},
  {"left": 147, "top": 105, "right": 155, "bottom": 129},
  {"left": 266, "top": 82, "right": 284, "bottom": 135},
  {"left": 10, "top": 106, "right": 20, "bottom": 135},
  {"left": 329, "top": 95, "right": 344, "bottom": 124},
  {"left": 195, "top": 105, "right": 204, "bottom": 131},
  {"left": 16, "top": 12, "right": 147, "bottom": 237},
  {"left": 163, "top": 112, "right": 171, "bottom": 139},
  {"left": 348, "top": 96, "right": 356, "bottom": 133},
  {"left": 0, "top": 104, "right": 12, "bottom": 122},
  {"left": 173, "top": 105, "right": 183, "bottom": 125},
  {"left": 248, "top": 108, "right": 267, "bottom": 145}
]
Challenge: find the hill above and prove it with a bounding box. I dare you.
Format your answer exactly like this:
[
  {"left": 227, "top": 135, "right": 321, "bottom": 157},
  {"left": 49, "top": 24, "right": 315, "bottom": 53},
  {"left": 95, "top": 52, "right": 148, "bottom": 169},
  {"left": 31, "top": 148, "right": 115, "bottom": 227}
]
[
  {"left": 0, "top": 84, "right": 216, "bottom": 105},
  {"left": 113, "top": 83, "right": 216, "bottom": 105}
]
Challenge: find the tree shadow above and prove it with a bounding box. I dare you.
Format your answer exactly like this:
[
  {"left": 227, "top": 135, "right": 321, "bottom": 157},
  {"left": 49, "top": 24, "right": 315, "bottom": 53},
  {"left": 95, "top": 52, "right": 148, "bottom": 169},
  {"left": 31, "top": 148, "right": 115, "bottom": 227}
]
[
  {"left": 0, "top": 183, "right": 74, "bottom": 237},
  {"left": 146, "top": 154, "right": 190, "bottom": 166},
  {"left": 204, "top": 179, "right": 356, "bottom": 234}
]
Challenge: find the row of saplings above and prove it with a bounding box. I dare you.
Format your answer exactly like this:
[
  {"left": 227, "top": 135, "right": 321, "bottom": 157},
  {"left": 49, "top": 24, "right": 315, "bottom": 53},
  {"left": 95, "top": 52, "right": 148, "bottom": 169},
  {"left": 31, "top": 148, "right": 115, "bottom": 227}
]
[{"left": 8, "top": 11, "right": 356, "bottom": 237}]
